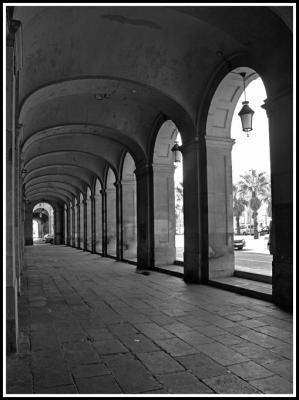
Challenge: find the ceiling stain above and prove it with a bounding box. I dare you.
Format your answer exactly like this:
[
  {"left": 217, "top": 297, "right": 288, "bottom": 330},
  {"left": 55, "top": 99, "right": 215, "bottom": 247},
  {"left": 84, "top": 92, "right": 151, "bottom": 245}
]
[{"left": 101, "top": 14, "right": 161, "bottom": 30}]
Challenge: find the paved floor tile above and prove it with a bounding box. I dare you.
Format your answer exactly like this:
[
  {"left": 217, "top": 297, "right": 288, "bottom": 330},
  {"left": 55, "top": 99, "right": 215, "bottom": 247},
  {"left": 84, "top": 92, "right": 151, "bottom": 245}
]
[
  {"left": 71, "top": 363, "right": 110, "bottom": 378},
  {"left": 175, "top": 353, "right": 229, "bottom": 379},
  {"left": 262, "top": 359, "right": 293, "bottom": 382},
  {"left": 92, "top": 338, "right": 129, "bottom": 355},
  {"left": 212, "top": 333, "right": 246, "bottom": 346},
  {"left": 134, "top": 322, "right": 175, "bottom": 340},
  {"left": 35, "top": 384, "right": 78, "bottom": 394},
  {"left": 102, "top": 353, "right": 162, "bottom": 393},
  {"left": 249, "top": 375, "right": 293, "bottom": 394},
  {"left": 74, "top": 375, "right": 122, "bottom": 394},
  {"left": 158, "top": 372, "right": 214, "bottom": 394},
  {"left": 195, "top": 342, "right": 249, "bottom": 366},
  {"left": 33, "top": 369, "right": 74, "bottom": 389},
  {"left": 239, "top": 329, "right": 287, "bottom": 349},
  {"left": 137, "top": 351, "right": 185, "bottom": 375},
  {"left": 193, "top": 324, "right": 228, "bottom": 337},
  {"left": 227, "top": 361, "right": 274, "bottom": 380},
  {"left": 203, "top": 374, "right": 261, "bottom": 394},
  {"left": 154, "top": 337, "right": 199, "bottom": 357},
  {"left": 239, "top": 319, "right": 268, "bottom": 328},
  {"left": 118, "top": 333, "right": 160, "bottom": 353},
  {"left": 6, "top": 245, "right": 293, "bottom": 395},
  {"left": 174, "top": 329, "right": 215, "bottom": 346}
]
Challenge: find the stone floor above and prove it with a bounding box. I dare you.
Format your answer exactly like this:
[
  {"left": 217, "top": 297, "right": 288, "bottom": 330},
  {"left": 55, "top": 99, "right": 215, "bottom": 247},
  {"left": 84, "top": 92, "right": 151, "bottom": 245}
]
[{"left": 6, "top": 245, "right": 294, "bottom": 395}]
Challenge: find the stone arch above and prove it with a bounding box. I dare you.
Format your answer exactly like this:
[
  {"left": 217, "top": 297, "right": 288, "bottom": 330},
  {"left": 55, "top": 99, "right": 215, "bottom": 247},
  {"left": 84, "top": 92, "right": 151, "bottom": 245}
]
[
  {"left": 205, "top": 66, "right": 263, "bottom": 279},
  {"left": 152, "top": 120, "right": 181, "bottom": 266},
  {"left": 32, "top": 202, "right": 54, "bottom": 240},
  {"left": 121, "top": 152, "right": 137, "bottom": 262}
]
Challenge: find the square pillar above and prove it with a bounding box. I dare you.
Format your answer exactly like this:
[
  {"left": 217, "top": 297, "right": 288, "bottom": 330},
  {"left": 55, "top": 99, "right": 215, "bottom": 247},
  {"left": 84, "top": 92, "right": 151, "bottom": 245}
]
[
  {"left": 205, "top": 136, "right": 235, "bottom": 279},
  {"left": 181, "top": 138, "right": 208, "bottom": 283},
  {"left": 135, "top": 164, "right": 154, "bottom": 270},
  {"left": 262, "top": 89, "right": 293, "bottom": 311}
]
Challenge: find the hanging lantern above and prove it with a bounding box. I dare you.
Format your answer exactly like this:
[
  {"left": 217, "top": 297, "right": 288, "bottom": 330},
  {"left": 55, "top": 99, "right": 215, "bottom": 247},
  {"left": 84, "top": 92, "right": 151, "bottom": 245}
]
[
  {"left": 238, "top": 72, "right": 255, "bottom": 135},
  {"left": 171, "top": 141, "right": 182, "bottom": 163}
]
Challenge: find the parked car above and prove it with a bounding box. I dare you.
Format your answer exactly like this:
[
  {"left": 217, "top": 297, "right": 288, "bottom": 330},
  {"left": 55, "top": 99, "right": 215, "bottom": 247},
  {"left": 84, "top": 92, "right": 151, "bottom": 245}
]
[
  {"left": 234, "top": 225, "right": 248, "bottom": 235},
  {"left": 259, "top": 226, "right": 270, "bottom": 235},
  {"left": 234, "top": 235, "right": 246, "bottom": 250},
  {"left": 43, "top": 233, "right": 54, "bottom": 244}
]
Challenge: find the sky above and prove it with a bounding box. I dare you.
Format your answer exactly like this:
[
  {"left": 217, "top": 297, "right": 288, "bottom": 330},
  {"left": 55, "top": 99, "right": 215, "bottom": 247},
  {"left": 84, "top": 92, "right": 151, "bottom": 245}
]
[{"left": 231, "top": 78, "right": 270, "bottom": 183}]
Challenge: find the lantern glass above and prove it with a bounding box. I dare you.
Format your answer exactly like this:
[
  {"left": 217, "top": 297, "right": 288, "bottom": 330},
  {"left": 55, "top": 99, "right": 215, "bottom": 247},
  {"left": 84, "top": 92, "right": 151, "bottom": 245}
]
[
  {"left": 171, "top": 142, "right": 182, "bottom": 163},
  {"left": 238, "top": 101, "right": 254, "bottom": 132},
  {"left": 174, "top": 149, "right": 181, "bottom": 163}
]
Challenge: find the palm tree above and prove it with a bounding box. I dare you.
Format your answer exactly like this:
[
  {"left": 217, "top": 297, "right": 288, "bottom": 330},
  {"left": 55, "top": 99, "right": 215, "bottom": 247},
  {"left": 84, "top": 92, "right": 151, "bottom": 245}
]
[
  {"left": 233, "top": 184, "right": 248, "bottom": 235},
  {"left": 238, "top": 170, "right": 270, "bottom": 239},
  {"left": 262, "top": 184, "right": 272, "bottom": 220},
  {"left": 175, "top": 182, "right": 184, "bottom": 234}
]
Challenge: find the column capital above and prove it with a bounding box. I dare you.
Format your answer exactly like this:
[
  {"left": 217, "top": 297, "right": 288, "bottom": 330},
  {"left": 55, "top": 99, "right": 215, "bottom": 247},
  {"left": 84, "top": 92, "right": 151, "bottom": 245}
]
[
  {"left": 180, "top": 136, "right": 205, "bottom": 154},
  {"left": 90, "top": 194, "right": 95, "bottom": 200},
  {"left": 134, "top": 163, "right": 153, "bottom": 179},
  {"left": 114, "top": 180, "right": 122, "bottom": 188},
  {"left": 152, "top": 163, "right": 176, "bottom": 174},
  {"left": 100, "top": 189, "right": 106, "bottom": 195},
  {"left": 205, "top": 136, "right": 235, "bottom": 150}
]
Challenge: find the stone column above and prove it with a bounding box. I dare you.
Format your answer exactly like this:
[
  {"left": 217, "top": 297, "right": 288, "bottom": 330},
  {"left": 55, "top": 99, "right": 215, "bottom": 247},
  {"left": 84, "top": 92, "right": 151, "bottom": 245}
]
[
  {"left": 90, "top": 194, "right": 96, "bottom": 253},
  {"left": 106, "top": 185, "right": 117, "bottom": 257},
  {"left": 262, "top": 89, "right": 293, "bottom": 311},
  {"left": 135, "top": 164, "right": 154, "bottom": 270},
  {"left": 6, "top": 19, "right": 20, "bottom": 353},
  {"left": 122, "top": 178, "right": 137, "bottom": 261},
  {"left": 66, "top": 206, "right": 70, "bottom": 245},
  {"left": 153, "top": 164, "right": 176, "bottom": 266},
  {"left": 76, "top": 202, "right": 80, "bottom": 248},
  {"left": 54, "top": 205, "right": 63, "bottom": 245},
  {"left": 181, "top": 137, "right": 207, "bottom": 283},
  {"left": 71, "top": 204, "right": 75, "bottom": 247},
  {"left": 115, "top": 180, "right": 123, "bottom": 260},
  {"left": 101, "top": 189, "right": 107, "bottom": 256},
  {"left": 205, "top": 136, "right": 235, "bottom": 279},
  {"left": 83, "top": 198, "right": 87, "bottom": 251},
  {"left": 15, "top": 126, "right": 22, "bottom": 295},
  {"left": 24, "top": 204, "right": 33, "bottom": 245}
]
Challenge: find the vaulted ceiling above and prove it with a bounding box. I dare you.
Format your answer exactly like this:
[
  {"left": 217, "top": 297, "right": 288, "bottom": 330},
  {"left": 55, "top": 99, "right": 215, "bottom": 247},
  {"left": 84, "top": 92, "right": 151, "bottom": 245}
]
[{"left": 10, "top": 5, "right": 292, "bottom": 206}]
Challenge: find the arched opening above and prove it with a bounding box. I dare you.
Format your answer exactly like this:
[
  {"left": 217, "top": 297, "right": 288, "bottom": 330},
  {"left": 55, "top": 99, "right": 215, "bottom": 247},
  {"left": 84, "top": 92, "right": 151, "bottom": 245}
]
[
  {"left": 121, "top": 152, "right": 137, "bottom": 263},
  {"left": 153, "top": 120, "right": 184, "bottom": 267},
  {"left": 206, "top": 66, "right": 272, "bottom": 288},
  {"left": 231, "top": 77, "right": 272, "bottom": 279},
  {"left": 32, "top": 202, "right": 54, "bottom": 244},
  {"left": 79, "top": 192, "right": 84, "bottom": 249},
  {"left": 32, "top": 219, "right": 39, "bottom": 238},
  {"left": 106, "top": 168, "right": 117, "bottom": 257},
  {"left": 95, "top": 178, "right": 103, "bottom": 254},
  {"left": 86, "top": 186, "right": 92, "bottom": 252}
]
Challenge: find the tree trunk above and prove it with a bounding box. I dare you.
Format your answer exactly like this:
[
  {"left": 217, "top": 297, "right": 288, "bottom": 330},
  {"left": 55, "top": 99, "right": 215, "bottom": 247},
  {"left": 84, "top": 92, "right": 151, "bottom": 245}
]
[
  {"left": 253, "top": 211, "right": 259, "bottom": 239},
  {"left": 236, "top": 216, "right": 240, "bottom": 235}
]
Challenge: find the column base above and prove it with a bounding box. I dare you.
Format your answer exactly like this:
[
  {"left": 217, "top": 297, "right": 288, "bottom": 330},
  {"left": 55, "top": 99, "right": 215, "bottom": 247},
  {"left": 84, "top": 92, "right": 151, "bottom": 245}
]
[{"left": 272, "top": 258, "right": 293, "bottom": 311}]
